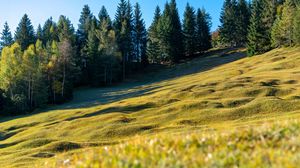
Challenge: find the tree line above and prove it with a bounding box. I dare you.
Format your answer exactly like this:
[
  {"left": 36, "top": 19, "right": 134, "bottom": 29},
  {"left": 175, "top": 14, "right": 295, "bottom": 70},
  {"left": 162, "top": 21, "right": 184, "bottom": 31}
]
[
  {"left": 0, "top": 0, "right": 212, "bottom": 115},
  {"left": 217, "top": 0, "right": 300, "bottom": 56}
]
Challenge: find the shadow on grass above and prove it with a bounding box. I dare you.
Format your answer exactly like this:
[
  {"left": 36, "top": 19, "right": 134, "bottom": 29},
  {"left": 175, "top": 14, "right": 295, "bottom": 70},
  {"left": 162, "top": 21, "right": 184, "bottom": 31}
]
[
  {"left": 64, "top": 102, "right": 156, "bottom": 122},
  {"left": 0, "top": 48, "right": 246, "bottom": 123}
]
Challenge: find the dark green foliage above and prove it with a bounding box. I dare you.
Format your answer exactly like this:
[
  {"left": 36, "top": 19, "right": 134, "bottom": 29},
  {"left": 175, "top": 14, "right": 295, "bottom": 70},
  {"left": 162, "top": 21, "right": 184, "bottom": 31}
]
[
  {"left": 168, "top": 0, "right": 184, "bottom": 62},
  {"left": 248, "top": 0, "right": 292, "bottom": 55},
  {"left": 196, "top": 8, "right": 212, "bottom": 53},
  {"left": 96, "top": 14, "right": 122, "bottom": 86},
  {"left": 0, "top": 22, "right": 13, "bottom": 51},
  {"left": 236, "top": 0, "right": 251, "bottom": 45},
  {"left": 0, "top": 1, "right": 217, "bottom": 115},
  {"left": 183, "top": 3, "right": 197, "bottom": 57},
  {"left": 157, "top": 2, "right": 172, "bottom": 62},
  {"left": 260, "top": 0, "right": 278, "bottom": 51},
  {"left": 56, "top": 39, "right": 77, "bottom": 102},
  {"left": 272, "top": 0, "right": 296, "bottom": 47},
  {"left": 42, "top": 17, "right": 58, "bottom": 45},
  {"left": 133, "top": 3, "right": 148, "bottom": 65},
  {"left": 219, "top": 0, "right": 238, "bottom": 46},
  {"left": 15, "top": 14, "right": 36, "bottom": 51},
  {"left": 157, "top": 0, "right": 184, "bottom": 63},
  {"left": 147, "top": 6, "right": 161, "bottom": 63},
  {"left": 77, "top": 5, "right": 93, "bottom": 47},
  {"left": 294, "top": 7, "right": 300, "bottom": 44},
  {"left": 114, "top": 0, "right": 134, "bottom": 79},
  {"left": 219, "top": 0, "right": 250, "bottom": 46},
  {"left": 247, "top": 0, "right": 265, "bottom": 56},
  {"left": 57, "top": 15, "right": 75, "bottom": 43},
  {"left": 36, "top": 24, "right": 43, "bottom": 41},
  {"left": 99, "top": 6, "right": 112, "bottom": 27},
  {"left": 85, "top": 17, "right": 100, "bottom": 85},
  {"left": 0, "top": 89, "right": 13, "bottom": 115}
]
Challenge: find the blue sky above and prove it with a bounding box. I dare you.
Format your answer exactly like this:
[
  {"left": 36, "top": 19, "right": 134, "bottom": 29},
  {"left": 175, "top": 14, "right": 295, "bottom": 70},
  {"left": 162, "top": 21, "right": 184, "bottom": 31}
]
[{"left": 0, "top": 0, "right": 223, "bottom": 34}]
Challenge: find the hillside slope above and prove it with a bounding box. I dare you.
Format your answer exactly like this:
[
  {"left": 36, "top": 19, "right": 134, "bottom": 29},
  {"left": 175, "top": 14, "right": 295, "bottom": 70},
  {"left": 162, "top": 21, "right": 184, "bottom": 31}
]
[{"left": 1, "top": 48, "right": 300, "bottom": 167}]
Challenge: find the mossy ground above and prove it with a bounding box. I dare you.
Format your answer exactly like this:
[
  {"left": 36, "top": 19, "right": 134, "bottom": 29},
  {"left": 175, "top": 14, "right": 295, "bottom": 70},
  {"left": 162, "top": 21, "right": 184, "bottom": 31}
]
[{"left": 1, "top": 47, "right": 300, "bottom": 167}]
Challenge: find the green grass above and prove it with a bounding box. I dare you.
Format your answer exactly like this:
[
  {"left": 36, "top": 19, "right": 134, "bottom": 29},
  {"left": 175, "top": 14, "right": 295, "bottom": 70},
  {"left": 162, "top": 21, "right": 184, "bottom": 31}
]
[
  {"left": 1, "top": 47, "right": 300, "bottom": 167},
  {"left": 51, "top": 117, "right": 300, "bottom": 168}
]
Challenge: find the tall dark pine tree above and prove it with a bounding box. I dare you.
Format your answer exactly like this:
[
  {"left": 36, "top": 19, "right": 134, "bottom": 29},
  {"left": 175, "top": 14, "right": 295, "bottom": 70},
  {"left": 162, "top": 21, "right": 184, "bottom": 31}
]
[
  {"left": 147, "top": 6, "right": 161, "bottom": 63},
  {"left": 77, "top": 5, "right": 93, "bottom": 84},
  {"left": 219, "top": 0, "right": 238, "bottom": 46},
  {"left": 15, "top": 14, "right": 36, "bottom": 51},
  {"left": 157, "top": 2, "right": 172, "bottom": 62},
  {"left": 99, "top": 6, "right": 112, "bottom": 27},
  {"left": 196, "top": 8, "right": 212, "bottom": 53},
  {"left": 183, "top": 3, "right": 197, "bottom": 57},
  {"left": 114, "top": 0, "right": 133, "bottom": 80},
  {"left": 85, "top": 17, "right": 99, "bottom": 85},
  {"left": 42, "top": 17, "right": 58, "bottom": 45},
  {"left": 247, "top": 0, "right": 264, "bottom": 56},
  {"left": 169, "top": 0, "right": 184, "bottom": 62},
  {"left": 57, "top": 15, "right": 76, "bottom": 45},
  {"left": 260, "top": 0, "right": 278, "bottom": 52},
  {"left": 0, "top": 22, "right": 13, "bottom": 51},
  {"left": 36, "top": 24, "right": 43, "bottom": 41},
  {"left": 236, "top": 0, "right": 250, "bottom": 46},
  {"left": 158, "top": 0, "right": 183, "bottom": 63},
  {"left": 77, "top": 5, "right": 93, "bottom": 47},
  {"left": 133, "top": 3, "right": 148, "bottom": 65}
]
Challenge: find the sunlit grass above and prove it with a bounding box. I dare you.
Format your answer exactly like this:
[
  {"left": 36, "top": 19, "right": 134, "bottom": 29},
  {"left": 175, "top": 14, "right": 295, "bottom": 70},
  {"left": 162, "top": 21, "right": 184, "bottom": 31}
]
[
  {"left": 1, "top": 47, "right": 300, "bottom": 167},
  {"left": 51, "top": 117, "right": 300, "bottom": 168}
]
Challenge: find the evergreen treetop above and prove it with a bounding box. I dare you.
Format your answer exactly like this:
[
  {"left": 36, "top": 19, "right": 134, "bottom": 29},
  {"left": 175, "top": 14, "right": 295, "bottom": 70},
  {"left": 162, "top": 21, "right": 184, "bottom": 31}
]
[
  {"left": 15, "top": 14, "right": 36, "bottom": 51},
  {"left": 0, "top": 22, "right": 13, "bottom": 50}
]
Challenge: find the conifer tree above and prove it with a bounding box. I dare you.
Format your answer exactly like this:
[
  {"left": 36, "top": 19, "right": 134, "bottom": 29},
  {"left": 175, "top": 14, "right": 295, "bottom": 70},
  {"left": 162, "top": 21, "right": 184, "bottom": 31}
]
[
  {"left": 56, "top": 16, "right": 78, "bottom": 101},
  {"left": 247, "top": 0, "right": 264, "bottom": 56},
  {"left": 147, "top": 6, "right": 161, "bottom": 63},
  {"left": 183, "top": 3, "right": 197, "bottom": 57},
  {"left": 77, "top": 5, "right": 93, "bottom": 47},
  {"left": 236, "top": 0, "right": 251, "bottom": 45},
  {"left": 260, "top": 0, "right": 278, "bottom": 51},
  {"left": 77, "top": 5, "right": 93, "bottom": 78},
  {"left": 99, "top": 6, "right": 112, "bottom": 27},
  {"left": 272, "top": 0, "right": 296, "bottom": 47},
  {"left": 85, "top": 17, "right": 99, "bottom": 84},
  {"left": 293, "top": 7, "right": 300, "bottom": 44},
  {"left": 196, "top": 8, "right": 212, "bottom": 53},
  {"left": 96, "top": 13, "right": 121, "bottom": 85},
  {"left": 0, "top": 22, "right": 13, "bottom": 51},
  {"left": 57, "top": 15, "right": 75, "bottom": 43},
  {"left": 114, "top": 0, "right": 133, "bottom": 79},
  {"left": 15, "top": 14, "right": 36, "bottom": 51},
  {"left": 219, "top": 0, "right": 238, "bottom": 46},
  {"left": 133, "top": 2, "right": 147, "bottom": 65},
  {"left": 157, "top": 2, "right": 172, "bottom": 62},
  {"left": 42, "top": 17, "right": 58, "bottom": 45},
  {"left": 169, "top": 0, "right": 184, "bottom": 62},
  {"left": 36, "top": 24, "right": 43, "bottom": 41},
  {"left": 157, "top": 0, "right": 183, "bottom": 63}
]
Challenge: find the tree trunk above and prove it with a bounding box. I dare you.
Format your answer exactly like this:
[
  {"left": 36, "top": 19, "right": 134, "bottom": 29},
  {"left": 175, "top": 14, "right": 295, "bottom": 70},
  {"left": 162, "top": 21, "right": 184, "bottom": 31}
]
[
  {"left": 123, "top": 54, "right": 126, "bottom": 81},
  {"left": 31, "top": 79, "right": 34, "bottom": 108},
  {"left": 104, "top": 66, "right": 107, "bottom": 85},
  {"left": 28, "top": 79, "right": 31, "bottom": 108},
  {"left": 62, "top": 63, "right": 66, "bottom": 98}
]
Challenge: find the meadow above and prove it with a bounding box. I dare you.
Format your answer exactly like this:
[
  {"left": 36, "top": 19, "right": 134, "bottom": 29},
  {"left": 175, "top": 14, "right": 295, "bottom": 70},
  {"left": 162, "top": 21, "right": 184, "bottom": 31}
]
[{"left": 1, "top": 47, "right": 300, "bottom": 167}]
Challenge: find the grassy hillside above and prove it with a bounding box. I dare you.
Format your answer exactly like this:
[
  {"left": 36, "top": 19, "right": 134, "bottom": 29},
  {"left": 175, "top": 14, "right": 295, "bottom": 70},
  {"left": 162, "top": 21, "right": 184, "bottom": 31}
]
[{"left": 1, "top": 47, "right": 300, "bottom": 167}]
